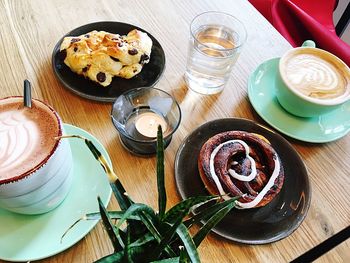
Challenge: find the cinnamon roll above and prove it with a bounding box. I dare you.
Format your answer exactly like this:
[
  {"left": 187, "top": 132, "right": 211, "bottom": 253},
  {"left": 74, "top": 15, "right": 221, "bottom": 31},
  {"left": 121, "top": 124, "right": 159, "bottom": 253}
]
[{"left": 198, "top": 131, "right": 284, "bottom": 209}]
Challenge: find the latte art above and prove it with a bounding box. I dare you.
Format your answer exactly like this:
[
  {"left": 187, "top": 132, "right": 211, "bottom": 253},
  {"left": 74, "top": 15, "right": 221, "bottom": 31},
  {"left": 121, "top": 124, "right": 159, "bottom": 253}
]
[
  {"left": 0, "top": 109, "right": 39, "bottom": 176},
  {"left": 282, "top": 51, "right": 350, "bottom": 101},
  {"left": 0, "top": 99, "right": 60, "bottom": 181}
]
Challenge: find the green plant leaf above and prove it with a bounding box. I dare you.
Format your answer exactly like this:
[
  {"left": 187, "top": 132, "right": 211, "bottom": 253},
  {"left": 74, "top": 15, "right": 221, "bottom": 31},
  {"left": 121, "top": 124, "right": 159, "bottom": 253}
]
[
  {"left": 61, "top": 210, "right": 139, "bottom": 243},
  {"left": 193, "top": 198, "right": 236, "bottom": 247},
  {"left": 151, "top": 257, "right": 180, "bottom": 263},
  {"left": 94, "top": 253, "right": 123, "bottom": 263},
  {"left": 84, "top": 211, "right": 141, "bottom": 221},
  {"left": 97, "top": 196, "right": 123, "bottom": 252},
  {"left": 148, "top": 207, "right": 195, "bottom": 261},
  {"left": 163, "top": 196, "right": 219, "bottom": 224},
  {"left": 115, "top": 203, "right": 156, "bottom": 229},
  {"left": 83, "top": 210, "right": 147, "bottom": 246},
  {"left": 66, "top": 135, "right": 133, "bottom": 212},
  {"left": 111, "top": 203, "right": 176, "bottom": 257},
  {"left": 129, "top": 232, "right": 155, "bottom": 247},
  {"left": 179, "top": 246, "right": 190, "bottom": 263},
  {"left": 110, "top": 180, "right": 134, "bottom": 211},
  {"left": 123, "top": 225, "right": 131, "bottom": 262},
  {"left": 176, "top": 223, "right": 200, "bottom": 263},
  {"left": 138, "top": 211, "right": 176, "bottom": 257},
  {"left": 148, "top": 221, "right": 181, "bottom": 261},
  {"left": 157, "top": 126, "right": 166, "bottom": 219},
  {"left": 95, "top": 246, "right": 148, "bottom": 263},
  {"left": 83, "top": 137, "right": 134, "bottom": 211},
  {"left": 183, "top": 196, "right": 240, "bottom": 229}
]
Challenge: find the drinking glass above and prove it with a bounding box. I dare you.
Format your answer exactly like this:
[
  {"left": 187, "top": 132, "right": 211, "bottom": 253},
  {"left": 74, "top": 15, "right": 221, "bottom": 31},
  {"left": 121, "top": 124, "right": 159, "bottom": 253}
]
[{"left": 184, "top": 11, "right": 247, "bottom": 95}]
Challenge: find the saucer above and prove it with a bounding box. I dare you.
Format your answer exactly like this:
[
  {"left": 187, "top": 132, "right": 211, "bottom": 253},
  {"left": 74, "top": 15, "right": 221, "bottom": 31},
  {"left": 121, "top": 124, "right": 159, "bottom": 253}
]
[
  {"left": 248, "top": 58, "right": 350, "bottom": 143},
  {"left": 52, "top": 21, "right": 166, "bottom": 102},
  {"left": 0, "top": 124, "right": 112, "bottom": 262},
  {"left": 175, "top": 118, "right": 311, "bottom": 244}
]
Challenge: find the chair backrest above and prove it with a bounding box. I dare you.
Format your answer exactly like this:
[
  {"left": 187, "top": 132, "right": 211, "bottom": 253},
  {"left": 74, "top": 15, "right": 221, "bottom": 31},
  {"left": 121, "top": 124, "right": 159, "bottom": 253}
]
[{"left": 249, "top": 0, "right": 350, "bottom": 65}]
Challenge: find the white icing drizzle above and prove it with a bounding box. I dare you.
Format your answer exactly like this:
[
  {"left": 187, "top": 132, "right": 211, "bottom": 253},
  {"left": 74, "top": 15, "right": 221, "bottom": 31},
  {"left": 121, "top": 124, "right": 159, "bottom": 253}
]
[
  {"left": 208, "top": 139, "right": 281, "bottom": 209},
  {"left": 209, "top": 141, "right": 231, "bottom": 200},
  {"left": 236, "top": 157, "right": 280, "bottom": 209},
  {"left": 228, "top": 140, "right": 257, "bottom": 181}
]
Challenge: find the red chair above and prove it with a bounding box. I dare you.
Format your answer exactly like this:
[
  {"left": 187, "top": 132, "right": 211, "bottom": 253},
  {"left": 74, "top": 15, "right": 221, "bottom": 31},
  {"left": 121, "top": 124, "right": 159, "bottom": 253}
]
[{"left": 249, "top": 0, "right": 350, "bottom": 66}]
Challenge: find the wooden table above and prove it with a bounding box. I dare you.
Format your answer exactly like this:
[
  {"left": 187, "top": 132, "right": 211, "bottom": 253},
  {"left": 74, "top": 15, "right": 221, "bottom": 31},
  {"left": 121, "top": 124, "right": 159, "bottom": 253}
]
[{"left": 0, "top": 0, "right": 349, "bottom": 262}]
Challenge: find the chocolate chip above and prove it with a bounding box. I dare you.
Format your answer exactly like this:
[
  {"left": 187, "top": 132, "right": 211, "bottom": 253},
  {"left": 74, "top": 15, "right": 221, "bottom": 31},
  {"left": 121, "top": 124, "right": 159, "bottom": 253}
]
[
  {"left": 110, "top": 56, "right": 120, "bottom": 62},
  {"left": 84, "top": 34, "right": 90, "bottom": 38},
  {"left": 73, "top": 47, "right": 78, "bottom": 52},
  {"left": 71, "top": 38, "right": 80, "bottom": 43},
  {"left": 133, "top": 69, "right": 137, "bottom": 73},
  {"left": 82, "top": 65, "right": 90, "bottom": 72},
  {"left": 96, "top": 72, "right": 106, "bottom": 82},
  {"left": 112, "top": 38, "right": 118, "bottom": 41},
  {"left": 139, "top": 54, "right": 150, "bottom": 64},
  {"left": 118, "top": 42, "right": 123, "bottom": 47},
  {"left": 128, "top": 48, "right": 138, "bottom": 55},
  {"left": 59, "top": 49, "right": 67, "bottom": 61}
]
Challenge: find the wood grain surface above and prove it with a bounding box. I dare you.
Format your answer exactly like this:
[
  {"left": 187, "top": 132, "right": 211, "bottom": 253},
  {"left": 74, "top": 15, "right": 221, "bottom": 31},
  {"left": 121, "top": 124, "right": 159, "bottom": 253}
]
[{"left": 0, "top": 0, "right": 349, "bottom": 262}]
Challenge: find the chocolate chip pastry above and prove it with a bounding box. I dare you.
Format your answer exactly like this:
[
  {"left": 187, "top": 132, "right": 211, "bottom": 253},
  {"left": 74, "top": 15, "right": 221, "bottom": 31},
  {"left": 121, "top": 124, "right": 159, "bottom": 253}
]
[
  {"left": 198, "top": 131, "right": 284, "bottom": 209},
  {"left": 59, "top": 29, "right": 152, "bottom": 86}
]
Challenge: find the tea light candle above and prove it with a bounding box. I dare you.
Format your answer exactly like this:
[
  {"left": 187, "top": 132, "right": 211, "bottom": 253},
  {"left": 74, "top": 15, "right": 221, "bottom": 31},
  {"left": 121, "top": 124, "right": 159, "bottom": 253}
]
[{"left": 135, "top": 112, "right": 168, "bottom": 138}]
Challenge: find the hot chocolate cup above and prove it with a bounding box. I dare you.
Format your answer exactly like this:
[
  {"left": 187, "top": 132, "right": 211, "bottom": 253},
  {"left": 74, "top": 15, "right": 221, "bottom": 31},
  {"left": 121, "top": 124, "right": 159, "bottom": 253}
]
[
  {"left": 275, "top": 41, "right": 350, "bottom": 117},
  {"left": 0, "top": 97, "right": 73, "bottom": 214}
]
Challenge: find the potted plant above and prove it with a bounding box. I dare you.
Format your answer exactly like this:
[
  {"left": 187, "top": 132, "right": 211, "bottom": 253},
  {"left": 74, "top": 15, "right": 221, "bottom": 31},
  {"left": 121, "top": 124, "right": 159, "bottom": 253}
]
[{"left": 65, "top": 127, "right": 237, "bottom": 262}]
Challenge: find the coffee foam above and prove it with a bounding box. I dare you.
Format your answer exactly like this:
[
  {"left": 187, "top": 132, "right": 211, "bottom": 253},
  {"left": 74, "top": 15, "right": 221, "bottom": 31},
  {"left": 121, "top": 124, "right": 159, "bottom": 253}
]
[
  {"left": 0, "top": 98, "right": 60, "bottom": 181},
  {"left": 281, "top": 48, "right": 350, "bottom": 102}
]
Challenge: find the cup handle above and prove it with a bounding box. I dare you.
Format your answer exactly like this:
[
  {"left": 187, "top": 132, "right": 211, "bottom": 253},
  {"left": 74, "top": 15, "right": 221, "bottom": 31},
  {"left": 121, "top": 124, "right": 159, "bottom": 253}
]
[{"left": 302, "top": 40, "right": 316, "bottom": 48}]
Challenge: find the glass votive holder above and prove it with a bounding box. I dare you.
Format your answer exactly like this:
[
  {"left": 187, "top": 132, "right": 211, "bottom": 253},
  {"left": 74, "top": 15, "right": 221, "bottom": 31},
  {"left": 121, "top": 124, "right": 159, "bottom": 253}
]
[{"left": 111, "top": 87, "right": 181, "bottom": 155}]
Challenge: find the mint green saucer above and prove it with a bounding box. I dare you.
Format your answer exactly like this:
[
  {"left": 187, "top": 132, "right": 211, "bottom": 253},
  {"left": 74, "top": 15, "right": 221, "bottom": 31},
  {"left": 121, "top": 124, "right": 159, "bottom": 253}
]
[
  {"left": 0, "top": 124, "right": 112, "bottom": 262},
  {"left": 248, "top": 58, "right": 350, "bottom": 143}
]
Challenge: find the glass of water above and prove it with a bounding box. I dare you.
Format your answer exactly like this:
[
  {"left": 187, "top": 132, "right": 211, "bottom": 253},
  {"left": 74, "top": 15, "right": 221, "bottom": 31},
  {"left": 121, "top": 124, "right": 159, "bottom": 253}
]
[{"left": 184, "top": 11, "right": 247, "bottom": 95}]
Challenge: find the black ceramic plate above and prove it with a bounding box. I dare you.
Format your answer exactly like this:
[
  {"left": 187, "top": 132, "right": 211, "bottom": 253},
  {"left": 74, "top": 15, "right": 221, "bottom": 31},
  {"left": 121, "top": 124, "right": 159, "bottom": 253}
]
[
  {"left": 175, "top": 118, "right": 311, "bottom": 244},
  {"left": 52, "top": 21, "right": 166, "bottom": 102}
]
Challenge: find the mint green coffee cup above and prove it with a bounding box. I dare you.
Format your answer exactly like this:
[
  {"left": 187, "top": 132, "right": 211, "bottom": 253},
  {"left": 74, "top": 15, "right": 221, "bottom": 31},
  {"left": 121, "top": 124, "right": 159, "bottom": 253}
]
[{"left": 275, "top": 41, "right": 350, "bottom": 118}]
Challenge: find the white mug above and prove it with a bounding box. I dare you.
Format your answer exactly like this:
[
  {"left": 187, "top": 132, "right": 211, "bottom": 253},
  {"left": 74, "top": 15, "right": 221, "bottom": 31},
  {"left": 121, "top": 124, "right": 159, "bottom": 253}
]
[{"left": 0, "top": 97, "right": 73, "bottom": 214}]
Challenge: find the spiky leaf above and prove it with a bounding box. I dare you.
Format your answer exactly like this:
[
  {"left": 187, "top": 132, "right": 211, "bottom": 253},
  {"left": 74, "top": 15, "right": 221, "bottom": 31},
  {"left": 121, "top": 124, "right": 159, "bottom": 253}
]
[
  {"left": 179, "top": 246, "right": 189, "bottom": 263},
  {"left": 157, "top": 126, "right": 166, "bottom": 219},
  {"left": 184, "top": 196, "right": 240, "bottom": 229},
  {"left": 163, "top": 196, "right": 218, "bottom": 224},
  {"left": 176, "top": 223, "right": 200, "bottom": 263},
  {"left": 84, "top": 211, "right": 140, "bottom": 221},
  {"left": 82, "top": 137, "right": 133, "bottom": 211},
  {"left": 129, "top": 232, "right": 155, "bottom": 247},
  {"left": 138, "top": 211, "right": 176, "bottom": 257},
  {"left": 97, "top": 196, "right": 123, "bottom": 252},
  {"left": 110, "top": 180, "right": 133, "bottom": 211},
  {"left": 193, "top": 198, "right": 236, "bottom": 246},
  {"left": 95, "top": 246, "right": 148, "bottom": 263},
  {"left": 123, "top": 225, "right": 131, "bottom": 262},
  {"left": 151, "top": 258, "right": 180, "bottom": 263},
  {"left": 148, "top": 218, "right": 184, "bottom": 261},
  {"left": 115, "top": 203, "right": 156, "bottom": 229}
]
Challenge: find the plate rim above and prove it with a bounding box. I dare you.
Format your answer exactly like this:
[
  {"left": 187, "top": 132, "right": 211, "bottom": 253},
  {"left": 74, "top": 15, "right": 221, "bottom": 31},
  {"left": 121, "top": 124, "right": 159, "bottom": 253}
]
[
  {"left": 51, "top": 21, "right": 166, "bottom": 102},
  {"left": 0, "top": 123, "right": 112, "bottom": 262},
  {"left": 174, "top": 117, "right": 312, "bottom": 244},
  {"left": 247, "top": 57, "right": 350, "bottom": 143}
]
